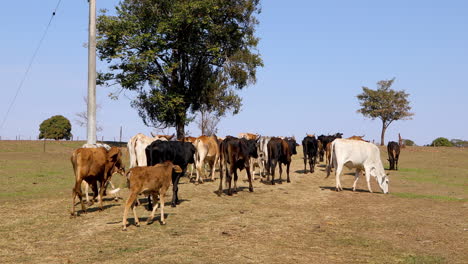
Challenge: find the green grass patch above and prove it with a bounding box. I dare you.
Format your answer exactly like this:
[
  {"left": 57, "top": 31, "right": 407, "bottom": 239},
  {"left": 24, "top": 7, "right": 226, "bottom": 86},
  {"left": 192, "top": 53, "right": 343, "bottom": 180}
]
[{"left": 392, "top": 192, "right": 466, "bottom": 202}]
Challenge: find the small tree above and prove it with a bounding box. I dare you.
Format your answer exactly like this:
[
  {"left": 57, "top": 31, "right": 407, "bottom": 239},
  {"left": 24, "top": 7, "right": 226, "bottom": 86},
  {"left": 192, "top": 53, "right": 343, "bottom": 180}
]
[
  {"left": 431, "top": 137, "right": 453, "bottom": 147},
  {"left": 357, "top": 78, "right": 414, "bottom": 145},
  {"left": 196, "top": 107, "right": 220, "bottom": 136},
  {"left": 39, "top": 115, "right": 72, "bottom": 140},
  {"left": 74, "top": 96, "right": 103, "bottom": 132}
]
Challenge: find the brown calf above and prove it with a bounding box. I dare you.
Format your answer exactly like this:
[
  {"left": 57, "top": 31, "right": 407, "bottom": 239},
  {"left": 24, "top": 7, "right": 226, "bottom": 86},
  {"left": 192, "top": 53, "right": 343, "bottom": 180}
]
[
  {"left": 70, "top": 147, "right": 124, "bottom": 216},
  {"left": 122, "top": 161, "right": 182, "bottom": 231}
]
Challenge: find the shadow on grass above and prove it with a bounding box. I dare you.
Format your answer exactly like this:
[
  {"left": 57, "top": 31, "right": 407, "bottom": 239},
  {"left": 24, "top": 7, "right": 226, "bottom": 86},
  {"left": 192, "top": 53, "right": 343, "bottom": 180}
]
[
  {"left": 214, "top": 186, "right": 255, "bottom": 196},
  {"left": 319, "top": 186, "right": 373, "bottom": 193}
]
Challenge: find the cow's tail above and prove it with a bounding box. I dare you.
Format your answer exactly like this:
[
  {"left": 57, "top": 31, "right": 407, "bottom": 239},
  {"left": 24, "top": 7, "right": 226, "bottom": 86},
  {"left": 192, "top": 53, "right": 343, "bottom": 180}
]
[{"left": 326, "top": 141, "right": 335, "bottom": 178}]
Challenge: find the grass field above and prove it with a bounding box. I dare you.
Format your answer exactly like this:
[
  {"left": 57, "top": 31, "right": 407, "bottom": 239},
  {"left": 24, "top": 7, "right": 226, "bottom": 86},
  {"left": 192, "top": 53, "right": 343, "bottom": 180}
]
[{"left": 0, "top": 140, "right": 466, "bottom": 263}]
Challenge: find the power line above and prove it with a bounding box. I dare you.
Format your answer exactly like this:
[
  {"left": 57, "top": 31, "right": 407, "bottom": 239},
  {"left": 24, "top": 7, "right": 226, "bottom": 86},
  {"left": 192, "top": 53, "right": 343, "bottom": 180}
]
[{"left": 0, "top": 0, "right": 63, "bottom": 130}]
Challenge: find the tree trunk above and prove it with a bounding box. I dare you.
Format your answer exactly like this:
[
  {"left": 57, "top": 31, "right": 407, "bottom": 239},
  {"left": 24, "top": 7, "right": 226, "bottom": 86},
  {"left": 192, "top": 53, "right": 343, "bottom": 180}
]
[
  {"left": 380, "top": 122, "right": 387, "bottom": 146},
  {"left": 175, "top": 113, "right": 185, "bottom": 140}
]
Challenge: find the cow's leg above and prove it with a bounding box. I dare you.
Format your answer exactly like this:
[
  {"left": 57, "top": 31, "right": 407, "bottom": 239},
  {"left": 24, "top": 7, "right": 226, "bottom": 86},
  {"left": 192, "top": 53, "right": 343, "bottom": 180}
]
[
  {"left": 218, "top": 160, "right": 224, "bottom": 194},
  {"left": 171, "top": 172, "right": 182, "bottom": 207},
  {"left": 352, "top": 169, "right": 361, "bottom": 192},
  {"left": 209, "top": 158, "right": 216, "bottom": 181},
  {"left": 159, "top": 190, "right": 166, "bottom": 225},
  {"left": 395, "top": 154, "right": 399, "bottom": 170},
  {"left": 90, "top": 181, "right": 99, "bottom": 206},
  {"left": 309, "top": 157, "right": 314, "bottom": 173},
  {"left": 286, "top": 162, "right": 291, "bottom": 183},
  {"left": 270, "top": 160, "right": 277, "bottom": 185},
  {"left": 82, "top": 181, "right": 90, "bottom": 204},
  {"left": 364, "top": 167, "right": 373, "bottom": 193},
  {"left": 227, "top": 164, "right": 234, "bottom": 195},
  {"left": 335, "top": 163, "right": 344, "bottom": 191},
  {"left": 246, "top": 166, "right": 254, "bottom": 192},
  {"left": 303, "top": 155, "right": 307, "bottom": 174},
  {"left": 147, "top": 193, "right": 159, "bottom": 225},
  {"left": 195, "top": 152, "right": 204, "bottom": 184},
  {"left": 98, "top": 181, "right": 107, "bottom": 210},
  {"left": 122, "top": 192, "right": 137, "bottom": 231},
  {"left": 233, "top": 169, "right": 239, "bottom": 193},
  {"left": 278, "top": 163, "right": 283, "bottom": 184},
  {"left": 71, "top": 180, "right": 85, "bottom": 216}
]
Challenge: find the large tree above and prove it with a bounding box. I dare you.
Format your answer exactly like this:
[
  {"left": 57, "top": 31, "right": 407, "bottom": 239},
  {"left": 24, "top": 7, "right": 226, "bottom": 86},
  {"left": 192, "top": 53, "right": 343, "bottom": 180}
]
[
  {"left": 356, "top": 78, "right": 413, "bottom": 146},
  {"left": 96, "top": 0, "right": 263, "bottom": 139}
]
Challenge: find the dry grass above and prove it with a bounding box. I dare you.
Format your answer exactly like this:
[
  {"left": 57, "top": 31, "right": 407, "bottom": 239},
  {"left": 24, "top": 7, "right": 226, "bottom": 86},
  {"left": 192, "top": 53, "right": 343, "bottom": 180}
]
[{"left": 0, "top": 141, "right": 466, "bottom": 263}]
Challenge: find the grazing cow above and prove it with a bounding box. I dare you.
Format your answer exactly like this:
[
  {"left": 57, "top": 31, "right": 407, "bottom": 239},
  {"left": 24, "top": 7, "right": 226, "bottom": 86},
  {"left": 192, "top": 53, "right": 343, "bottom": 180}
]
[
  {"left": 146, "top": 141, "right": 196, "bottom": 207},
  {"left": 193, "top": 135, "right": 220, "bottom": 183},
  {"left": 218, "top": 136, "right": 258, "bottom": 195},
  {"left": 327, "top": 139, "right": 389, "bottom": 193},
  {"left": 317, "top": 133, "right": 343, "bottom": 162},
  {"left": 267, "top": 137, "right": 296, "bottom": 184},
  {"left": 127, "top": 133, "right": 167, "bottom": 168},
  {"left": 70, "top": 147, "right": 125, "bottom": 216},
  {"left": 119, "top": 161, "right": 182, "bottom": 231},
  {"left": 238, "top": 133, "right": 259, "bottom": 140},
  {"left": 387, "top": 141, "right": 400, "bottom": 170},
  {"left": 347, "top": 135, "right": 367, "bottom": 141},
  {"left": 302, "top": 135, "right": 318, "bottom": 173}
]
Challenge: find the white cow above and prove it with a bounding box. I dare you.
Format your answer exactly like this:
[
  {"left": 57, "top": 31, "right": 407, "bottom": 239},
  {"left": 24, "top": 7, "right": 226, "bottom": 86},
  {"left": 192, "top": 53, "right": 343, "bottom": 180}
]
[
  {"left": 327, "top": 139, "right": 389, "bottom": 194},
  {"left": 127, "top": 133, "right": 167, "bottom": 168}
]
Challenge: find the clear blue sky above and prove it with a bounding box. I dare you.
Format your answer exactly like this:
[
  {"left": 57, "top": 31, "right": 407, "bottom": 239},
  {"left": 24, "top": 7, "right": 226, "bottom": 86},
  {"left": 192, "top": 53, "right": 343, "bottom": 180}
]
[{"left": 1, "top": 0, "right": 467, "bottom": 145}]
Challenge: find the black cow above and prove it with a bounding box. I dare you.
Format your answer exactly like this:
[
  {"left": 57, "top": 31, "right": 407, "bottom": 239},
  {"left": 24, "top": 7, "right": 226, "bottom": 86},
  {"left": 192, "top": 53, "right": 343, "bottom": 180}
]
[
  {"left": 317, "top": 133, "right": 343, "bottom": 162},
  {"left": 218, "top": 136, "right": 258, "bottom": 195},
  {"left": 267, "top": 137, "right": 296, "bottom": 184},
  {"left": 146, "top": 141, "right": 196, "bottom": 207},
  {"left": 302, "top": 135, "right": 318, "bottom": 173},
  {"left": 387, "top": 141, "right": 400, "bottom": 170}
]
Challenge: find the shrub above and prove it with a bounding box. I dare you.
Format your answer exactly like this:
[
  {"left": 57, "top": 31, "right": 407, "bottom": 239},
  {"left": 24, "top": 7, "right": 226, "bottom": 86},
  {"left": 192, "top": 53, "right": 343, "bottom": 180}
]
[
  {"left": 430, "top": 137, "right": 453, "bottom": 147},
  {"left": 39, "top": 115, "right": 72, "bottom": 140},
  {"left": 403, "top": 139, "right": 415, "bottom": 146}
]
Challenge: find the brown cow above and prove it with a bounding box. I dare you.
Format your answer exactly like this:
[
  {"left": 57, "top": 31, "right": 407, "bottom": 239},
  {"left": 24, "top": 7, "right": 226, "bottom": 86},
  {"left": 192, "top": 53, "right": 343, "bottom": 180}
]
[
  {"left": 238, "top": 133, "right": 259, "bottom": 140},
  {"left": 70, "top": 147, "right": 124, "bottom": 216},
  {"left": 194, "top": 135, "right": 220, "bottom": 183},
  {"left": 151, "top": 133, "right": 175, "bottom": 141},
  {"left": 120, "top": 161, "right": 182, "bottom": 230}
]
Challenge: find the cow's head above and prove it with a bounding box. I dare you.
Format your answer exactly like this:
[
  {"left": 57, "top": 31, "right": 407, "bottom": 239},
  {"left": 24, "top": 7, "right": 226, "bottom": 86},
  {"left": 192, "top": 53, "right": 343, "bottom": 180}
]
[
  {"left": 243, "top": 138, "right": 258, "bottom": 159},
  {"left": 107, "top": 147, "right": 125, "bottom": 176},
  {"left": 378, "top": 172, "right": 389, "bottom": 194},
  {"left": 285, "top": 137, "right": 298, "bottom": 155}
]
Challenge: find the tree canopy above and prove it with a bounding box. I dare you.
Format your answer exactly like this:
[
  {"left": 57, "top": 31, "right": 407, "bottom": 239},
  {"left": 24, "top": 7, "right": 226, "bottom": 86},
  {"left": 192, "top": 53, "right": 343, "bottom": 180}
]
[
  {"left": 39, "top": 115, "right": 72, "bottom": 140},
  {"left": 357, "top": 78, "right": 413, "bottom": 145},
  {"left": 96, "top": 0, "right": 263, "bottom": 139}
]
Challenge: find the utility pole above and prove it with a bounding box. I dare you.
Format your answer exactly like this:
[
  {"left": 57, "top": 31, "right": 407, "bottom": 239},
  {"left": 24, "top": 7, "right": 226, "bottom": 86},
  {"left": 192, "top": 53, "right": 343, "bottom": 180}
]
[{"left": 86, "top": 0, "right": 97, "bottom": 145}]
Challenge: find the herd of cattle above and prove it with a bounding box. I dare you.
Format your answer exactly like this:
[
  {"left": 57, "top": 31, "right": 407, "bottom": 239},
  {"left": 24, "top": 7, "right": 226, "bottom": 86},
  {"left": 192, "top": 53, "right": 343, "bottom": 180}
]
[{"left": 71, "top": 132, "right": 401, "bottom": 230}]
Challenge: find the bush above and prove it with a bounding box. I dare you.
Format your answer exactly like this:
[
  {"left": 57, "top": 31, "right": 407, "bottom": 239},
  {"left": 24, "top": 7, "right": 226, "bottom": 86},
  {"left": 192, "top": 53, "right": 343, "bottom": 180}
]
[
  {"left": 39, "top": 115, "right": 72, "bottom": 140},
  {"left": 402, "top": 139, "right": 415, "bottom": 146},
  {"left": 430, "top": 137, "right": 453, "bottom": 147},
  {"left": 450, "top": 139, "right": 468, "bottom": 147}
]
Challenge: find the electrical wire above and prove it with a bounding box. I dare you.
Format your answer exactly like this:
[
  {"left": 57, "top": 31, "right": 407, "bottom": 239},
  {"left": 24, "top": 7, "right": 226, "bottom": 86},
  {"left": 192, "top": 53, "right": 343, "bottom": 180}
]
[{"left": 0, "top": 0, "right": 63, "bottom": 130}]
